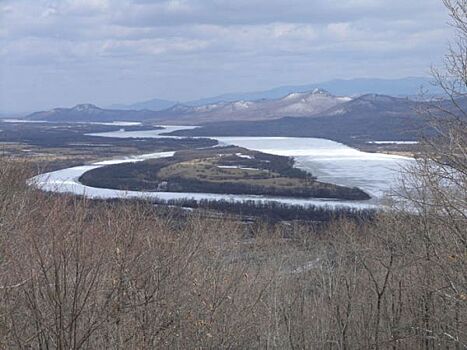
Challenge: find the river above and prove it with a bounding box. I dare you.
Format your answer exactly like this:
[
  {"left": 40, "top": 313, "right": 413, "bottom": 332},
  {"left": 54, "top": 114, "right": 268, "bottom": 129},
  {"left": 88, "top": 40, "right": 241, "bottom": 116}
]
[{"left": 31, "top": 125, "right": 415, "bottom": 209}]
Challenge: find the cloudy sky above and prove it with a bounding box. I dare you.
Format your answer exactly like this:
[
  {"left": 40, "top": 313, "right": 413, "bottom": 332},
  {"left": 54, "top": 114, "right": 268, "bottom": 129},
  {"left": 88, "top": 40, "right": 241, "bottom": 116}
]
[{"left": 0, "top": 0, "right": 451, "bottom": 113}]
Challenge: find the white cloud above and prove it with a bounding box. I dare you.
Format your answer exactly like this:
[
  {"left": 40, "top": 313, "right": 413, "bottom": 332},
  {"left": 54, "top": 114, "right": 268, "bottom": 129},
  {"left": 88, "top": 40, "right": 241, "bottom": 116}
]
[
  {"left": 41, "top": 7, "right": 58, "bottom": 17},
  {"left": 64, "top": 0, "right": 111, "bottom": 14},
  {"left": 101, "top": 37, "right": 209, "bottom": 56},
  {"left": 165, "top": 0, "right": 191, "bottom": 12},
  {"left": 327, "top": 22, "right": 353, "bottom": 40},
  {"left": 0, "top": 0, "right": 452, "bottom": 112}
]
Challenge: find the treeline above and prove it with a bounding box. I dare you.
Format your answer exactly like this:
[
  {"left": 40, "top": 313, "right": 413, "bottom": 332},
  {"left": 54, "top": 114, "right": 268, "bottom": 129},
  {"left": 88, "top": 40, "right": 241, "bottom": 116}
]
[
  {"left": 151, "top": 197, "right": 377, "bottom": 222},
  {"left": 82, "top": 167, "right": 371, "bottom": 200},
  {"left": 160, "top": 177, "right": 371, "bottom": 200}
]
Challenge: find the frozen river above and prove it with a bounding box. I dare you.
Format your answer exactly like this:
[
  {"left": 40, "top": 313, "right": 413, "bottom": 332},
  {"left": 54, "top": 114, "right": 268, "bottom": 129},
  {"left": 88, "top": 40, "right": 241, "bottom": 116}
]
[{"left": 31, "top": 126, "right": 415, "bottom": 209}]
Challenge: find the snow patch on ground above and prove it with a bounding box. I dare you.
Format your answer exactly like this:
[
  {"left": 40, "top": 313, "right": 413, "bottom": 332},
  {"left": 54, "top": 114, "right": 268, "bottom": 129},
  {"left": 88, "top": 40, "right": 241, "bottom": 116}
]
[
  {"left": 367, "top": 141, "right": 419, "bottom": 145},
  {"left": 235, "top": 153, "right": 254, "bottom": 159},
  {"left": 217, "top": 166, "right": 260, "bottom": 171}
]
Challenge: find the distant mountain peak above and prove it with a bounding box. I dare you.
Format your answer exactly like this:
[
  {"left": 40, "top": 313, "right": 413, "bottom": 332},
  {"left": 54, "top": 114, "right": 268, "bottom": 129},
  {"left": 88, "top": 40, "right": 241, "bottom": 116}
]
[
  {"left": 168, "top": 103, "right": 192, "bottom": 112},
  {"left": 108, "top": 98, "right": 176, "bottom": 111},
  {"left": 72, "top": 104, "right": 100, "bottom": 112},
  {"left": 323, "top": 93, "right": 416, "bottom": 116},
  {"left": 26, "top": 103, "right": 158, "bottom": 122},
  {"left": 232, "top": 100, "right": 253, "bottom": 109},
  {"left": 283, "top": 89, "right": 334, "bottom": 101},
  {"left": 312, "top": 88, "right": 331, "bottom": 95},
  {"left": 357, "top": 94, "right": 402, "bottom": 103},
  {"left": 283, "top": 92, "right": 306, "bottom": 100}
]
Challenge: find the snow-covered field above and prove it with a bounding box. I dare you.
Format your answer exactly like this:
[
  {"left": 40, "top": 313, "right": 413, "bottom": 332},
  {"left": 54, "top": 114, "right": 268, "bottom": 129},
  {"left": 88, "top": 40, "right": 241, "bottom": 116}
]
[{"left": 31, "top": 126, "right": 415, "bottom": 209}]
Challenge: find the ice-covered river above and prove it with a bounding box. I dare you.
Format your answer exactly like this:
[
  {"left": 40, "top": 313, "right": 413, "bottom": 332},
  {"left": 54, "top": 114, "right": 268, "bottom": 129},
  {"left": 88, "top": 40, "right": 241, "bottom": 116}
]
[{"left": 31, "top": 125, "right": 415, "bottom": 209}]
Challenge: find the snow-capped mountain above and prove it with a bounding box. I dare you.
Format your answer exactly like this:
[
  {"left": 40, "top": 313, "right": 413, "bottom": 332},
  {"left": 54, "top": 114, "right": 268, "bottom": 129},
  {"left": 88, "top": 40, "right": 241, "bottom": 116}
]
[
  {"left": 323, "top": 94, "right": 416, "bottom": 116},
  {"left": 26, "top": 89, "right": 352, "bottom": 124},
  {"left": 167, "top": 93, "right": 433, "bottom": 142},
  {"left": 104, "top": 77, "right": 440, "bottom": 112},
  {"left": 273, "top": 89, "right": 351, "bottom": 116},
  {"left": 149, "top": 89, "right": 352, "bottom": 124}
]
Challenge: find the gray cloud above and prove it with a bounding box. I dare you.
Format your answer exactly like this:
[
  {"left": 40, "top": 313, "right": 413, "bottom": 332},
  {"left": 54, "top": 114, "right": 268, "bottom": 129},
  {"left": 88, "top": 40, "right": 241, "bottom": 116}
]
[{"left": 0, "top": 0, "right": 451, "bottom": 113}]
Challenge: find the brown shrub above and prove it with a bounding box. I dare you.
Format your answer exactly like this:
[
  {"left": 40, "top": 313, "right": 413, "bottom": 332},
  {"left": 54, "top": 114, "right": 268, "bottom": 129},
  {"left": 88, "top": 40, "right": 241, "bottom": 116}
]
[{"left": 0, "top": 158, "right": 465, "bottom": 349}]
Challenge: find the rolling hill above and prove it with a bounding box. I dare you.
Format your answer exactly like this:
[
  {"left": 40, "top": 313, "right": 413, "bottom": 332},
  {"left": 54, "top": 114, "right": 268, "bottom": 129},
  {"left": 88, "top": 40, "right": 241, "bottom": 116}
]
[
  {"left": 25, "top": 89, "right": 352, "bottom": 124},
  {"left": 26, "top": 104, "right": 159, "bottom": 122},
  {"left": 109, "top": 98, "right": 177, "bottom": 111},
  {"left": 105, "top": 77, "right": 438, "bottom": 112},
  {"left": 24, "top": 88, "right": 460, "bottom": 144},
  {"left": 167, "top": 94, "right": 436, "bottom": 142},
  {"left": 145, "top": 89, "right": 351, "bottom": 124}
]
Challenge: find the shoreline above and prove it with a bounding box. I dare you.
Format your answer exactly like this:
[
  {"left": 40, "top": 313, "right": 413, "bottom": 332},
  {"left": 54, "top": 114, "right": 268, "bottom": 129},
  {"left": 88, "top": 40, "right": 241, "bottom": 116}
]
[{"left": 28, "top": 125, "right": 414, "bottom": 210}]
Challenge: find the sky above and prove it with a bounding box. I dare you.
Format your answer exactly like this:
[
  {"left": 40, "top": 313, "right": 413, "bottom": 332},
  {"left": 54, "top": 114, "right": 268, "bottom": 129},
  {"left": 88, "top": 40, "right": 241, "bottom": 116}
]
[{"left": 0, "top": 0, "right": 452, "bottom": 113}]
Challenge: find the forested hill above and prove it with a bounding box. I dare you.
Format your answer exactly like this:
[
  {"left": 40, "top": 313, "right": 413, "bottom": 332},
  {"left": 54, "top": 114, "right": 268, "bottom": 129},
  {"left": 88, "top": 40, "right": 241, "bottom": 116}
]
[{"left": 167, "top": 95, "right": 467, "bottom": 143}]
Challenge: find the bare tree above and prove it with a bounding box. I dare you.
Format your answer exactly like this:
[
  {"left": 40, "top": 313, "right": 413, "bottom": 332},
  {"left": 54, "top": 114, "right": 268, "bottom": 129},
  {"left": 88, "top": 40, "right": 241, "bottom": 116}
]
[{"left": 396, "top": 1, "right": 467, "bottom": 348}]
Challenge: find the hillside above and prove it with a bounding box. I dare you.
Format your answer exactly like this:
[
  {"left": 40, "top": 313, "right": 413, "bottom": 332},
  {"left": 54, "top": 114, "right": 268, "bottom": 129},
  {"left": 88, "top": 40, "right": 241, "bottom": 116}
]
[
  {"left": 109, "top": 98, "right": 177, "bottom": 111},
  {"left": 101, "top": 77, "right": 437, "bottom": 113},
  {"left": 146, "top": 89, "right": 351, "bottom": 124},
  {"left": 25, "top": 90, "right": 351, "bottom": 124},
  {"left": 24, "top": 93, "right": 463, "bottom": 145},
  {"left": 26, "top": 104, "right": 159, "bottom": 122},
  {"left": 181, "top": 76, "right": 440, "bottom": 106},
  {"left": 167, "top": 94, "right": 433, "bottom": 142}
]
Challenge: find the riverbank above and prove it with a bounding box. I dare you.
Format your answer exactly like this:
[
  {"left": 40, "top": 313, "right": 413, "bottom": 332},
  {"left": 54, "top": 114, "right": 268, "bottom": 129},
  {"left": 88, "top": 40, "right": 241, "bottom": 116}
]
[{"left": 29, "top": 125, "right": 414, "bottom": 210}]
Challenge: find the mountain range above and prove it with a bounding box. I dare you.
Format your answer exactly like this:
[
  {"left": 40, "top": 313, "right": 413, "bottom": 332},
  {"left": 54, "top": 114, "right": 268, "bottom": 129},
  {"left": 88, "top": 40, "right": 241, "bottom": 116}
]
[
  {"left": 167, "top": 94, "right": 422, "bottom": 141},
  {"left": 168, "top": 94, "right": 464, "bottom": 143},
  {"left": 144, "top": 89, "right": 351, "bottom": 124},
  {"left": 109, "top": 98, "right": 176, "bottom": 111},
  {"left": 23, "top": 78, "right": 457, "bottom": 144},
  {"left": 26, "top": 89, "right": 353, "bottom": 124},
  {"left": 106, "top": 77, "right": 440, "bottom": 111}
]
